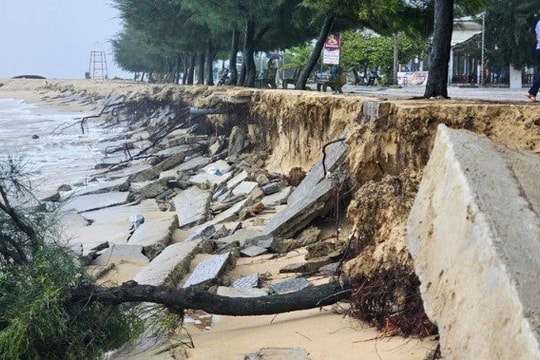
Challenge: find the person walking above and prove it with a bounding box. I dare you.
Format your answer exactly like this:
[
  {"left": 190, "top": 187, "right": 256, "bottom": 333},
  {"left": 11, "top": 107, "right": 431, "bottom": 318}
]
[{"left": 527, "top": 17, "right": 540, "bottom": 102}]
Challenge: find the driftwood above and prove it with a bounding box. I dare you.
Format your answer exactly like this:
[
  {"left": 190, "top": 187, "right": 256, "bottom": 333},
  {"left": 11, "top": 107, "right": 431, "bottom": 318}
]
[{"left": 66, "top": 280, "right": 351, "bottom": 316}]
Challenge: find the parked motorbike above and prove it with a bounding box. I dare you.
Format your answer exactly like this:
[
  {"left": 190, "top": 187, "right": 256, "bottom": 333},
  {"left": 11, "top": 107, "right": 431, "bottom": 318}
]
[{"left": 217, "top": 69, "right": 230, "bottom": 86}]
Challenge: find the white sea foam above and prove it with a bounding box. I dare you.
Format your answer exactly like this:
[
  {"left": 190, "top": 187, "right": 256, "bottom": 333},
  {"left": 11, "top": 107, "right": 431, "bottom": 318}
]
[{"left": 0, "top": 98, "right": 114, "bottom": 198}]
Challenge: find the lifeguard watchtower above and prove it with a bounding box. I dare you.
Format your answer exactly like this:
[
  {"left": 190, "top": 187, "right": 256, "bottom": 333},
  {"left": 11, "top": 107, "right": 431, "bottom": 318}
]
[{"left": 88, "top": 51, "right": 108, "bottom": 80}]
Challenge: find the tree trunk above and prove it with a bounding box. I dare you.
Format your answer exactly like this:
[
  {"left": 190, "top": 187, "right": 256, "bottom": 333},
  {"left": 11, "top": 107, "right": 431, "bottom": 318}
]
[
  {"left": 187, "top": 54, "right": 196, "bottom": 85},
  {"left": 296, "top": 14, "right": 335, "bottom": 90},
  {"left": 66, "top": 280, "right": 351, "bottom": 316},
  {"left": 175, "top": 54, "right": 182, "bottom": 84},
  {"left": 423, "top": 0, "right": 454, "bottom": 98},
  {"left": 243, "top": 19, "right": 257, "bottom": 87},
  {"left": 229, "top": 29, "right": 240, "bottom": 85},
  {"left": 197, "top": 52, "right": 205, "bottom": 85},
  {"left": 205, "top": 42, "right": 216, "bottom": 85},
  {"left": 239, "top": 62, "right": 246, "bottom": 86}
]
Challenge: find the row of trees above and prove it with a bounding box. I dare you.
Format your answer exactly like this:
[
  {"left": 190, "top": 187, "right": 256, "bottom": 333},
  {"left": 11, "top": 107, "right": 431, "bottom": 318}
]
[
  {"left": 112, "top": 0, "right": 540, "bottom": 98},
  {"left": 109, "top": 0, "right": 440, "bottom": 97}
]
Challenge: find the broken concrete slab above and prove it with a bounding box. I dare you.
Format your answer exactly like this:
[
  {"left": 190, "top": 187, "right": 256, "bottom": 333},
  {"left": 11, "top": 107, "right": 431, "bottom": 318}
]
[
  {"left": 240, "top": 246, "right": 268, "bottom": 257},
  {"left": 64, "top": 199, "right": 165, "bottom": 253},
  {"left": 214, "top": 228, "right": 263, "bottom": 249},
  {"left": 261, "top": 186, "right": 292, "bottom": 207},
  {"left": 210, "top": 197, "right": 250, "bottom": 224},
  {"left": 152, "top": 152, "right": 186, "bottom": 173},
  {"left": 190, "top": 160, "right": 233, "bottom": 187},
  {"left": 155, "top": 144, "right": 205, "bottom": 159},
  {"left": 61, "top": 177, "right": 129, "bottom": 199},
  {"left": 262, "top": 182, "right": 280, "bottom": 195},
  {"left": 279, "top": 256, "right": 332, "bottom": 274},
  {"left": 270, "top": 278, "right": 311, "bottom": 295},
  {"left": 270, "top": 226, "right": 321, "bottom": 253},
  {"left": 182, "top": 252, "right": 231, "bottom": 288},
  {"left": 159, "top": 156, "right": 211, "bottom": 179},
  {"left": 226, "top": 170, "right": 249, "bottom": 190},
  {"left": 93, "top": 244, "right": 148, "bottom": 266},
  {"left": 134, "top": 240, "right": 204, "bottom": 286},
  {"left": 263, "top": 139, "right": 347, "bottom": 238},
  {"left": 232, "top": 181, "right": 259, "bottom": 197},
  {"left": 173, "top": 186, "right": 212, "bottom": 228},
  {"left": 216, "top": 286, "right": 268, "bottom": 298},
  {"left": 227, "top": 125, "right": 246, "bottom": 158},
  {"left": 128, "top": 213, "right": 178, "bottom": 260},
  {"left": 245, "top": 347, "right": 310, "bottom": 360},
  {"left": 287, "top": 138, "right": 347, "bottom": 205},
  {"left": 62, "top": 191, "right": 129, "bottom": 213},
  {"left": 408, "top": 125, "right": 540, "bottom": 360},
  {"left": 232, "top": 274, "right": 260, "bottom": 289}
]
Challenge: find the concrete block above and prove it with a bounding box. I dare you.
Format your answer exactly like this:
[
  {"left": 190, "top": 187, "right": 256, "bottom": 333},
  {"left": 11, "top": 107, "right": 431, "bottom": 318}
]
[
  {"left": 190, "top": 160, "right": 233, "bottom": 186},
  {"left": 216, "top": 286, "right": 268, "bottom": 298},
  {"left": 182, "top": 252, "right": 231, "bottom": 288},
  {"left": 232, "top": 274, "right": 260, "bottom": 289},
  {"left": 159, "top": 156, "right": 210, "bottom": 179},
  {"left": 128, "top": 213, "right": 178, "bottom": 260},
  {"left": 62, "top": 191, "right": 129, "bottom": 213},
  {"left": 134, "top": 240, "right": 203, "bottom": 286},
  {"left": 408, "top": 125, "right": 540, "bottom": 359},
  {"left": 93, "top": 244, "right": 148, "bottom": 266},
  {"left": 173, "top": 186, "right": 211, "bottom": 228},
  {"left": 270, "top": 278, "right": 311, "bottom": 295}
]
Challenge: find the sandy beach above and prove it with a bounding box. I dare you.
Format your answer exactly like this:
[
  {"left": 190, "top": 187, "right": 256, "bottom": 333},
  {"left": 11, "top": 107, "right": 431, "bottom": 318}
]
[{"left": 0, "top": 79, "right": 438, "bottom": 360}]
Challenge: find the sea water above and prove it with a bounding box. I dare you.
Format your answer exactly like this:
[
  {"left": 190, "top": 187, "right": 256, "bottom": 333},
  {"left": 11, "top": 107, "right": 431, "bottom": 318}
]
[{"left": 0, "top": 98, "right": 112, "bottom": 199}]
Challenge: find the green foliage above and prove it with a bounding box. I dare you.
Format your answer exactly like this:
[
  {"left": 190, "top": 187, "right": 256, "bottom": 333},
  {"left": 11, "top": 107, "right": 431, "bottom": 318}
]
[
  {"left": 341, "top": 30, "right": 427, "bottom": 77},
  {"left": 0, "top": 245, "right": 143, "bottom": 359},
  {"left": 485, "top": 0, "right": 539, "bottom": 69},
  {"left": 281, "top": 43, "right": 315, "bottom": 71},
  {"left": 0, "top": 157, "right": 143, "bottom": 359}
]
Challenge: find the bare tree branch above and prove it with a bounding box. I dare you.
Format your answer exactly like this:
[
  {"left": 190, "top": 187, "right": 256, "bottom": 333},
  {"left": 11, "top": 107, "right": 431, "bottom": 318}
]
[{"left": 66, "top": 280, "right": 352, "bottom": 316}]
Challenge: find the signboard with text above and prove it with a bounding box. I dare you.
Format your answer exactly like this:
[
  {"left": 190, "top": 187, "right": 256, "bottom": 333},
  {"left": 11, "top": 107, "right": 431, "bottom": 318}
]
[
  {"left": 323, "top": 34, "right": 341, "bottom": 65},
  {"left": 397, "top": 71, "right": 429, "bottom": 86}
]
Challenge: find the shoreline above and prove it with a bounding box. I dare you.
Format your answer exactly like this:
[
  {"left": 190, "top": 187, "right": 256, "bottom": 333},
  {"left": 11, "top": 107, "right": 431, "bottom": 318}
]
[{"left": 0, "top": 80, "right": 438, "bottom": 360}]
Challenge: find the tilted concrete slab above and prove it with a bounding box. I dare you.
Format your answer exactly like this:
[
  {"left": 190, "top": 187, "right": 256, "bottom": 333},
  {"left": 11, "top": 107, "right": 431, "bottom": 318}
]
[
  {"left": 190, "top": 160, "right": 233, "bottom": 186},
  {"left": 159, "top": 156, "right": 210, "bottom": 179},
  {"left": 60, "top": 177, "right": 129, "bottom": 199},
  {"left": 128, "top": 213, "right": 178, "bottom": 260},
  {"left": 93, "top": 244, "right": 148, "bottom": 266},
  {"left": 173, "top": 186, "right": 212, "bottom": 228},
  {"left": 214, "top": 228, "right": 263, "bottom": 249},
  {"left": 261, "top": 186, "right": 292, "bottom": 206},
  {"left": 287, "top": 138, "right": 347, "bottom": 205},
  {"left": 232, "top": 181, "right": 259, "bottom": 197},
  {"left": 182, "top": 252, "right": 231, "bottom": 288},
  {"left": 64, "top": 199, "right": 163, "bottom": 251},
  {"left": 134, "top": 240, "right": 204, "bottom": 286},
  {"left": 226, "top": 170, "right": 249, "bottom": 190},
  {"left": 62, "top": 191, "right": 129, "bottom": 213},
  {"left": 408, "top": 125, "right": 540, "bottom": 359},
  {"left": 264, "top": 139, "right": 347, "bottom": 238}
]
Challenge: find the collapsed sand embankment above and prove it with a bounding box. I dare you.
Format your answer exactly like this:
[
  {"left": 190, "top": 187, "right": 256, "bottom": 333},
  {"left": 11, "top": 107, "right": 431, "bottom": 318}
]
[{"left": 1, "top": 78, "right": 539, "bottom": 340}]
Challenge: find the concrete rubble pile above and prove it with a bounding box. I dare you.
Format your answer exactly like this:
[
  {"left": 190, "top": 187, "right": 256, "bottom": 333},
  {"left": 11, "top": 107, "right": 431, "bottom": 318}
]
[{"left": 45, "top": 94, "right": 350, "bottom": 315}]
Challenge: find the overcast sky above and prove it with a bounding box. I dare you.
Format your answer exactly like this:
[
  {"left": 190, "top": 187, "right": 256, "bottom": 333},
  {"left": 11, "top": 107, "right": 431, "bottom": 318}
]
[{"left": 0, "top": 1, "right": 131, "bottom": 79}]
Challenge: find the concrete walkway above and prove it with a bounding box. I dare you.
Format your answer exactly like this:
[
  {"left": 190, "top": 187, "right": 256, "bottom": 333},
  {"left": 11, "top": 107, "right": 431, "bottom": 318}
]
[{"left": 341, "top": 84, "right": 532, "bottom": 103}]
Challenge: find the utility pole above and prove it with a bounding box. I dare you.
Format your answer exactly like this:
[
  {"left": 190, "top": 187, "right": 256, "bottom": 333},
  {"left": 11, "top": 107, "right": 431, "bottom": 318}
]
[
  {"left": 480, "top": 12, "right": 485, "bottom": 85},
  {"left": 393, "top": 33, "right": 399, "bottom": 85}
]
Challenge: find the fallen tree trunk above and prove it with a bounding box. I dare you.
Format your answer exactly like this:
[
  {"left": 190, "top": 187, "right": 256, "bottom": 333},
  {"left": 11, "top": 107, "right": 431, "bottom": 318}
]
[{"left": 66, "top": 280, "right": 351, "bottom": 316}]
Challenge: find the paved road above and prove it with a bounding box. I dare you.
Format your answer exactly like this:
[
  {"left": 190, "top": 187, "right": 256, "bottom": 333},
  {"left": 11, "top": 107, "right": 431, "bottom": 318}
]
[{"left": 338, "top": 84, "right": 532, "bottom": 103}]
